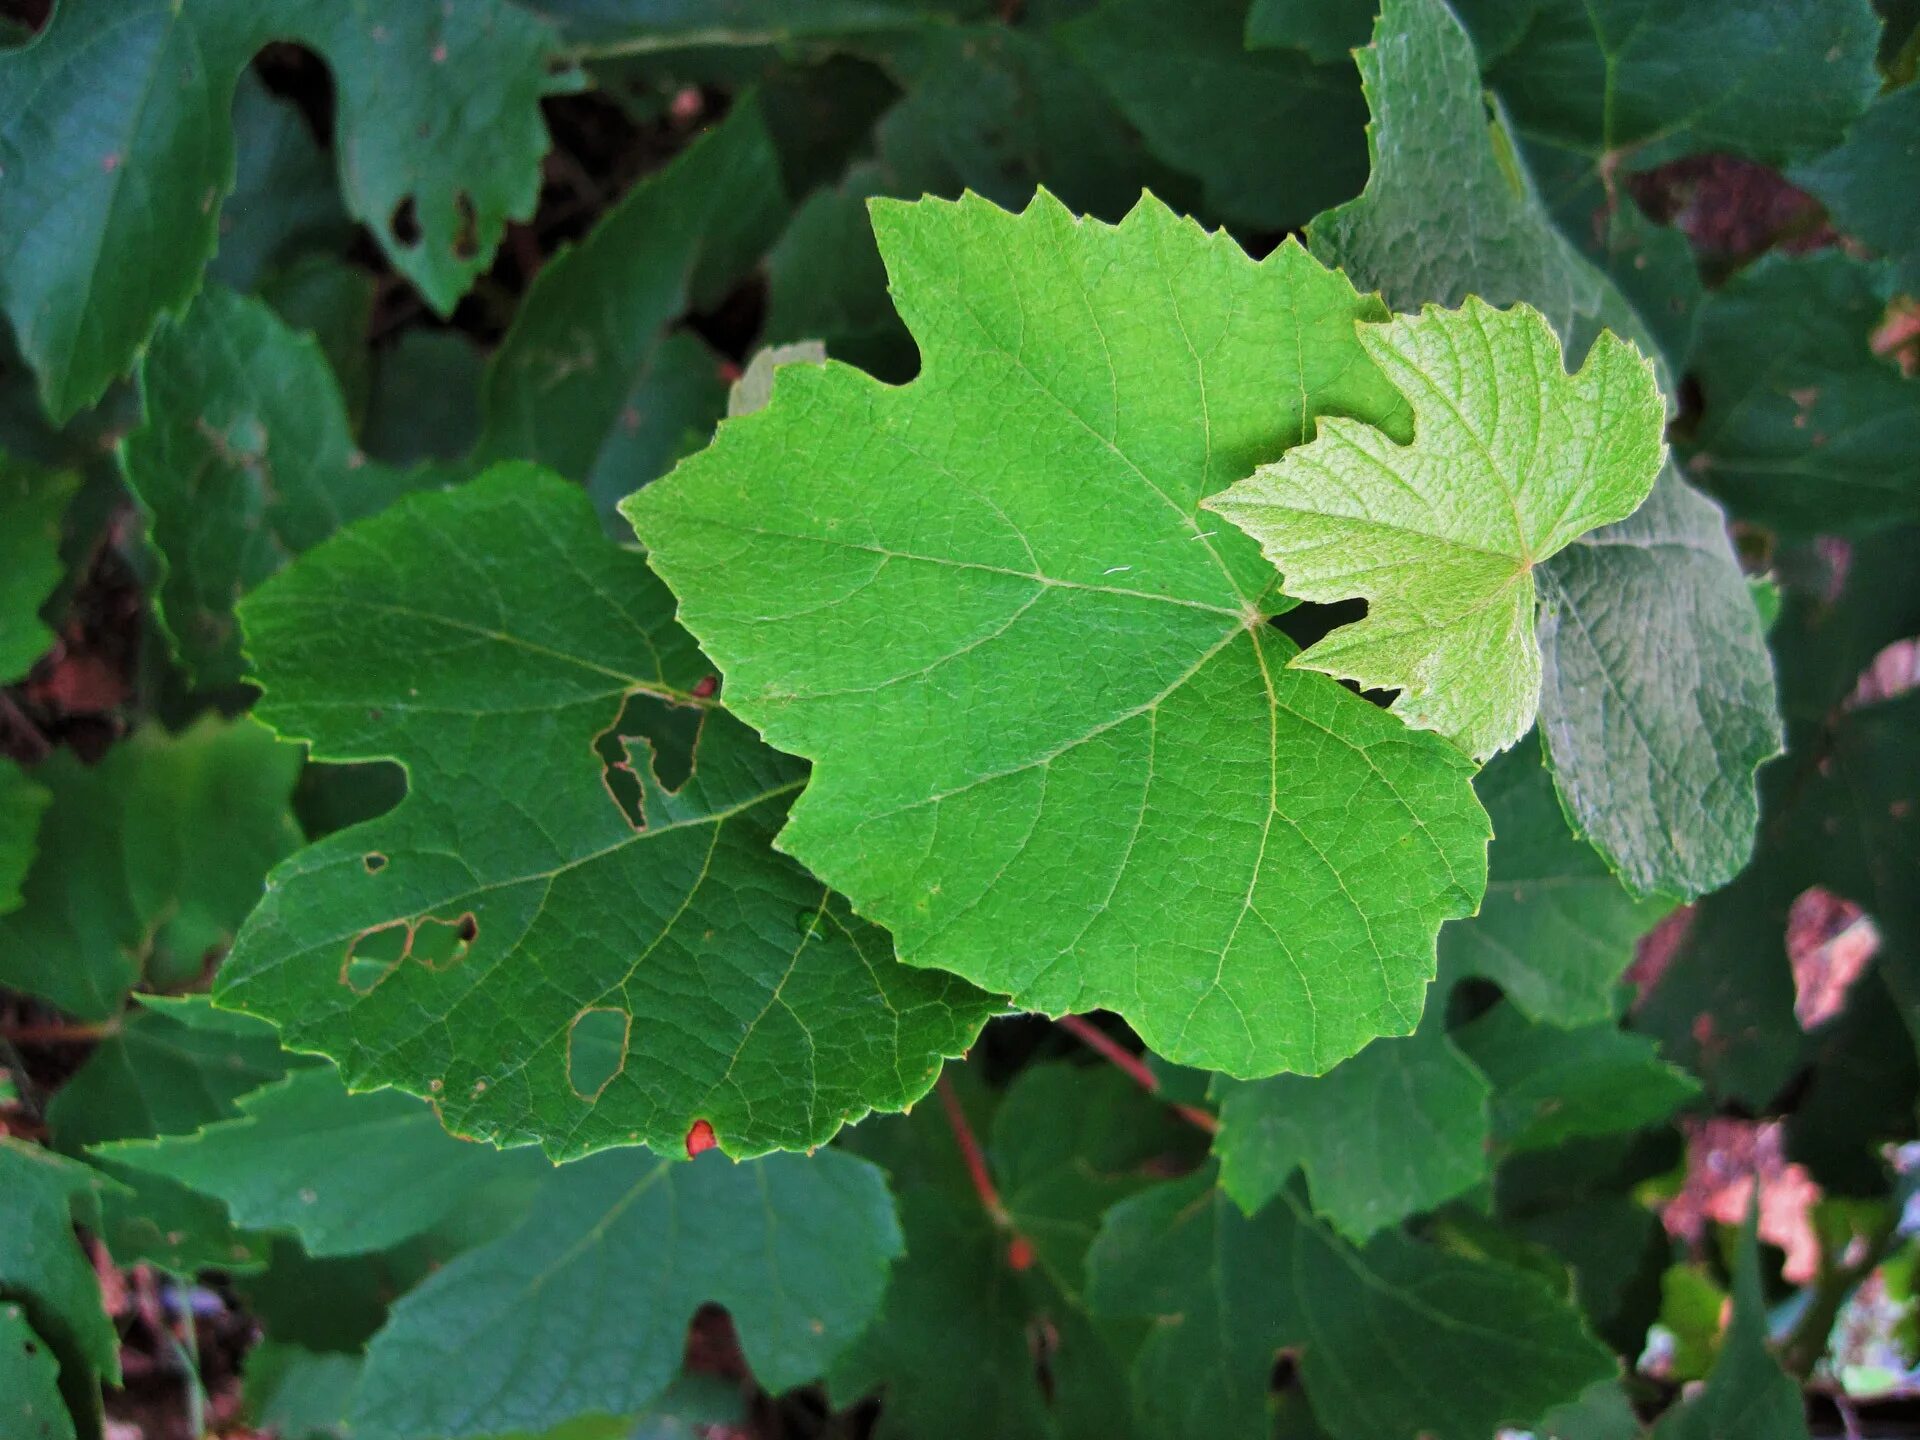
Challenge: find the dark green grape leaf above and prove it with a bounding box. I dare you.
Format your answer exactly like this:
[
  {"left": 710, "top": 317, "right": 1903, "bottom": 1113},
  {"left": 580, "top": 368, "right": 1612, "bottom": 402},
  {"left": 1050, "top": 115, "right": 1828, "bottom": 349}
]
[
  {"left": 1439, "top": 738, "right": 1668, "bottom": 1027},
  {"left": 362, "top": 332, "right": 487, "bottom": 469},
  {"left": 97, "top": 1066, "right": 542, "bottom": 1258},
  {"left": 525, "top": 0, "right": 968, "bottom": 49},
  {"left": 0, "top": 461, "right": 76, "bottom": 683},
  {"left": 629, "top": 189, "right": 1489, "bottom": 1080},
  {"left": 475, "top": 98, "right": 788, "bottom": 525},
  {"left": 46, "top": 996, "right": 294, "bottom": 1274},
  {"left": 255, "top": 255, "right": 377, "bottom": 432},
  {"left": 1460, "top": 0, "right": 1881, "bottom": 169},
  {"left": 121, "top": 285, "right": 432, "bottom": 689},
  {"left": 1061, "top": 0, "right": 1369, "bottom": 230},
  {"left": 1681, "top": 253, "right": 1920, "bottom": 535},
  {"left": 0, "top": 0, "right": 568, "bottom": 421},
  {"left": 1794, "top": 83, "right": 1920, "bottom": 292},
  {"left": 1309, "top": 0, "right": 1776, "bottom": 902},
  {"left": 0, "top": 1139, "right": 120, "bottom": 1396},
  {"left": 765, "top": 167, "right": 916, "bottom": 378},
  {"left": 1212, "top": 998, "right": 1490, "bottom": 1239},
  {"left": 349, "top": 1149, "right": 901, "bottom": 1440},
  {"left": 1086, "top": 1168, "right": 1615, "bottom": 1440},
  {"left": 0, "top": 1302, "right": 74, "bottom": 1440},
  {"left": 0, "top": 758, "right": 48, "bottom": 917},
  {"left": 1245, "top": 0, "right": 1374, "bottom": 62},
  {"left": 1511, "top": 1198, "right": 1667, "bottom": 1356},
  {"left": 1537, "top": 1379, "right": 1644, "bottom": 1440},
  {"left": 242, "top": 1343, "right": 361, "bottom": 1440},
  {"left": 208, "top": 71, "right": 352, "bottom": 294},
  {"left": 1454, "top": 1002, "right": 1697, "bottom": 1151},
  {"left": 1650, "top": 1215, "right": 1811, "bottom": 1439},
  {"left": 0, "top": 717, "right": 302, "bottom": 1020},
  {"left": 1787, "top": 972, "right": 1920, "bottom": 1197},
  {"left": 217, "top": 466, "right": 993, "bottom": 1159}
]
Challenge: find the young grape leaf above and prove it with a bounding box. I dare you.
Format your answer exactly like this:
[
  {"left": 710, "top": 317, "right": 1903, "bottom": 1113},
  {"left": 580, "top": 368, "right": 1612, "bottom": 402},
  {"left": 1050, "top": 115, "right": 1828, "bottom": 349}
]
[
  {"left": 1205, "top": 297, "right": 1666, "bottom": 760},
  {"left": 1681, "top": 253, "right": 1920, "bottom": 534},
  {"left": 1439, "top": 738, "right": 1668, "bottom": 1026},
  {"left": 0, "top": 717, "right": 303, "bottom": 1020},
  {"left": 1086, "top": 1167, "right": 1614, "bottom": 1440},
  {"left": 0, "top": 758, "right": 48, "bottom": 917},
  {"left": 349, "top": 1149, "right": 900, "bottom": 1440},
  {"left": 1211, "top": 995, "right": 1491, "bottom": 1239},
  {"left": 1650, "top": 1213, "right": 1811, "bottom": 1440},
  {"left": 1454, "top": 1002, "right": 1698, "bottom": 1151},
  {"left": 0, "top": 460, "right": 75, "bottom": 683},
  {"left": 120, "top": 286, "right": 434, "bottom": 688},
  {"left": 46, "top": 997, "right": 296, "bottom": 1274},
  {"left": 0, "top": 1140, "right": 120, "bottom": 1396},
  {"left": 628, "top": 189, "right": 1490, "bottom": 1080},
  {"left": 217, "top": 466, "right": 993, "bottom": 1159},
  {"left": 0, "top": 1303, "right": 74, "bottom": 1440},
  {"left": 1060, "top": 0, "right": 1369, "bottom": 231},
  {"left": 474, "top": 97, "right": 789, "bottom": 525},
  {"left": 1793, "top": 84, "right": 1920, "bottom": 292},
  {"left": 97, "top": 1066, "right": 543, "bottom": 1258},
  {"left": 1310, "top": 0, "right": 1779, "bottom": 899},
  {"left": 0, "top": 0, "right": 567, "bottom": 421}
]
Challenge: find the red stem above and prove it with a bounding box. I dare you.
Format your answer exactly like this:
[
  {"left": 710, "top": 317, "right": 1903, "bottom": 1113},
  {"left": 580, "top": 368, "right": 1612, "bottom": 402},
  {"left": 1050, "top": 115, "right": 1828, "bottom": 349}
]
[
  {"left": 937, "top": 1072, "right": 1005, "bottom": 1223},
  {"left": 1057, "top": 1014, "right": 1219, "bottom": 1134}
]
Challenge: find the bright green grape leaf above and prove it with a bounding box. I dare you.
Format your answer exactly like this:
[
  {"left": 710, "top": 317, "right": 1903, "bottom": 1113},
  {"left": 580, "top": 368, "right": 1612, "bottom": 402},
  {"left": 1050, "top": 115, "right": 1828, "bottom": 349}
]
[
  {"left": 1454, "top": 1002, "right": 1697, "bottom": 1151},
  {"left": 0, "top": 716, "right": 303, "bottom": 1020},
  {"left": 1060, "top": 0, "right": 1369, "bottom": 231},
  {"left": 120, "top": 285, "right": 433, "bottom": 689},
  {"left": 628, "top": 190, "right": 1490, "bottom": 1079},
  {"left": 46, "top": 997, "right": 295, "bottom": 1274},
  {"left": 475, "top": 98, "right": 788, "bottom": 525},
  {"left": 1794, "top": 84, "right": 1920, "bottom": 293},
  {"left": 0, "top": 758, "right": 48, "bottom": 917},
  {"left": 1245, "top": 0, "right": 1374, "bottom": 61},
  {"left": 1439, "top": 738, "right": 1668, "bottom": 1027},
  {"left": 1086, "top": 1168, "right": 1614, "bottom": 1440},
  {"left": 1310, "top": 0, "right": 1778, "bottom": 898},
  {"left": 349, "top": 1149, "right": 900, "bottom": 1440},
  {"left": 1681, "top": 253, "right": 1920, "bottom": 535},
  {"left": 1459, "top": 0, "right": 1881, "bottom": 169},
  {"left": 1651, "top": 1215, "right": 1811, "bottom": 1440},
  {"left": 0, "top": 1302, "right": 75, "bottom": 1440},
  {"left": 1206, "top": 298, "right": 1665, "bottom": 761},
  {"left": 97, "top": 1066, "right": 541, "bottom": 1258},
  {"left": 217, "top": 466, "right": 993, "bottom": 1159},
  {"left": 1535, "top": 465, "right": 1782, "bottom": 900},
  {"left": 208, "top": 71, "right": 353, "bottom": 295},
  {"left": 1211, "top": 996, "right": 1490, "bottom": 1238},
  {"left": 0, "top": 1139, "right": 120, "bottom": 1395},
  {"left": 0, "top": 461, "right": 76, "bottom": 683},
  {"left": 0, "top": 0, "right": 567, "bottom": 422}
]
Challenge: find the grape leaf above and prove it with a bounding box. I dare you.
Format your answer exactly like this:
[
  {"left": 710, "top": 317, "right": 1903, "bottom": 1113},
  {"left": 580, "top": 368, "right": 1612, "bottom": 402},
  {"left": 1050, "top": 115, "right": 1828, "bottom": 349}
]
[
  {"left": 474, "top": 98, "right": 789, "bottom": 525},
  {"left": 120, "top": 285, "right": 432, "bottom": 689},
  {"left": 348, "top": 1149, "right": 901, "bottom": 1440},
  {"left": 1211, "top": 997, "right": 1490, "bottom": 1239},
  {"left": 0, "top": 0, "right": 566, "bottom": 421},
  {"left": 1206, "top": 297, "right": 1666, "bottom": 760},
  {"left": 1793, "top": 83, "right": 1920, "bottom": 292},
  {"left": 1086, "top": 1168, "right": 1614, "bottom": 1440},
  {"left": 46, "top": 997, "right": 295, "bottom": 1274},
  {"left": 1439, "top": 737, "right": 1669, "bottom": 1026},
  {"left": 1310, "top": 0, "right": 1779, "bottom": 898},
  {"left": 208, "top": 71, "right": 352, "bottom": 295},
  {"left": 1681, "top": 253, "right": 1920, "bottom": 535},
  {"left": 1651, "top": 1214, "right": 1811, "bottom": 1440},
  {"left": 1454, "top": 1002, "right": 1697, "bottom": 1151},
  {"left": 217, "top": 466, "right": 993, "bottom": 1159},
  {"left": 0, "top": 758, "right": 48, "bottom": 917},
  {"left": 97, "top": 1066, "right": 541, "bottom": 1258},
  {"left": 0, "top": 461, "right": 75, "bottom": 683},
  {"left": 1245, "top": 0, "right": 1373, "bottom": 62},
  {"left": 0, "top": 1140, "right": 120, "bottom": 1395},
  {"left": 1060, "top": 0, "right": 1369, "bottom": 231},
  {"left": 628, "top": 189, "right": 1490, "bottom": 1079},
  {"left": 524, "top": 0, "right": 961, "bottom": 49},
  {"left": 0, "top": 1303, "right": 74, "bottom": 1440},
  {"left": 0, "top": 716, "right": 303, "bottom": 1020},
  {"left": 362, "top": 331, "right": 487, "bottom": 469}
]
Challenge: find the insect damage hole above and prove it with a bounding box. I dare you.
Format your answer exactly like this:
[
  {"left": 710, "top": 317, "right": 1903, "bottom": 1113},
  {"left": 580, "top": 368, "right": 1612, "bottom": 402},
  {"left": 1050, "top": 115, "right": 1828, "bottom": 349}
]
[
  {"left": 566, "top": 1006, "right": 631, "bottom": 1101},
  {"left": 389, "top": 194, "right": 422, "bottom": 248},
  {"left": 338, "top": 912, "right": 478, "bottom": 994},
  {"left": 594, "top": 690, "right": 707, "bottom": 828}
]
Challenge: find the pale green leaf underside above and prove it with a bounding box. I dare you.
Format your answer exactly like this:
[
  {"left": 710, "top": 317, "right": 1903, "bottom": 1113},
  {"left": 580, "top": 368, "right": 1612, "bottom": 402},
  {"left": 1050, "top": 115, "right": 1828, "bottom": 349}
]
[
  {"left": 1206, "top": 298, "right": 1666, "bottom": 761},
  {"left": 629, "top": 190, "right": 1491, "bottom": 1079}
]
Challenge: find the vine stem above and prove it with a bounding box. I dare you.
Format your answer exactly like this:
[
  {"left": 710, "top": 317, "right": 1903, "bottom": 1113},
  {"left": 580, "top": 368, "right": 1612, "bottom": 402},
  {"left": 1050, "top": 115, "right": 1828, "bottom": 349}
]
[
  {"left": 1056, "top": 1014, "right": 1218, "bottom": 1134},
  {"left": 935, "top": 1073, "right": 1034, "bottom": 1270}
]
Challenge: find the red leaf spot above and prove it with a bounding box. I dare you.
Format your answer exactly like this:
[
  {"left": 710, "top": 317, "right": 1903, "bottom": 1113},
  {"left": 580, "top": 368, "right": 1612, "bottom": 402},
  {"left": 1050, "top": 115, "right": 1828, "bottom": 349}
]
[
  {"left": 101, "top": 153, "right": 120, "bottom": 173},
  {"left": 431, "top": 42, "right": 449, "bottom": 63},
  {"left": 692, "top": 674, "right": 719, "bottom": 699},
  {"left": 685, "top": 1119, "right": 717, "bottom": 1158},
  {"left": 1006, "top": 1236, "right": 1035, "bottom": 1271}
]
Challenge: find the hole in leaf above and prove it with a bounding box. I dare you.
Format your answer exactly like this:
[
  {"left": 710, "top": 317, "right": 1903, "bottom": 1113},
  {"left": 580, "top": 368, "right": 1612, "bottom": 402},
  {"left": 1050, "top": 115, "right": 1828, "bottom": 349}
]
[
  {"left": 390, "top": 194, "right": 422, "bottom": 248},
  {"left": 566, "top": 1007, "right": 630, "bottom": 1101},
  {"left": 1270, "top": 600, "right": 1397, "bottom": 709},
  {"left": 595, "top": 691, "right": 706, "bottom": 827},
  {"left": 338, "top": 912, "right": 477, "bottom": 993},
  {"left": 451, "top": 189, "right": 478, "bottom": 261},
  {"left": 363, "top": 853, "right": 387, "bottom": 873}
]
